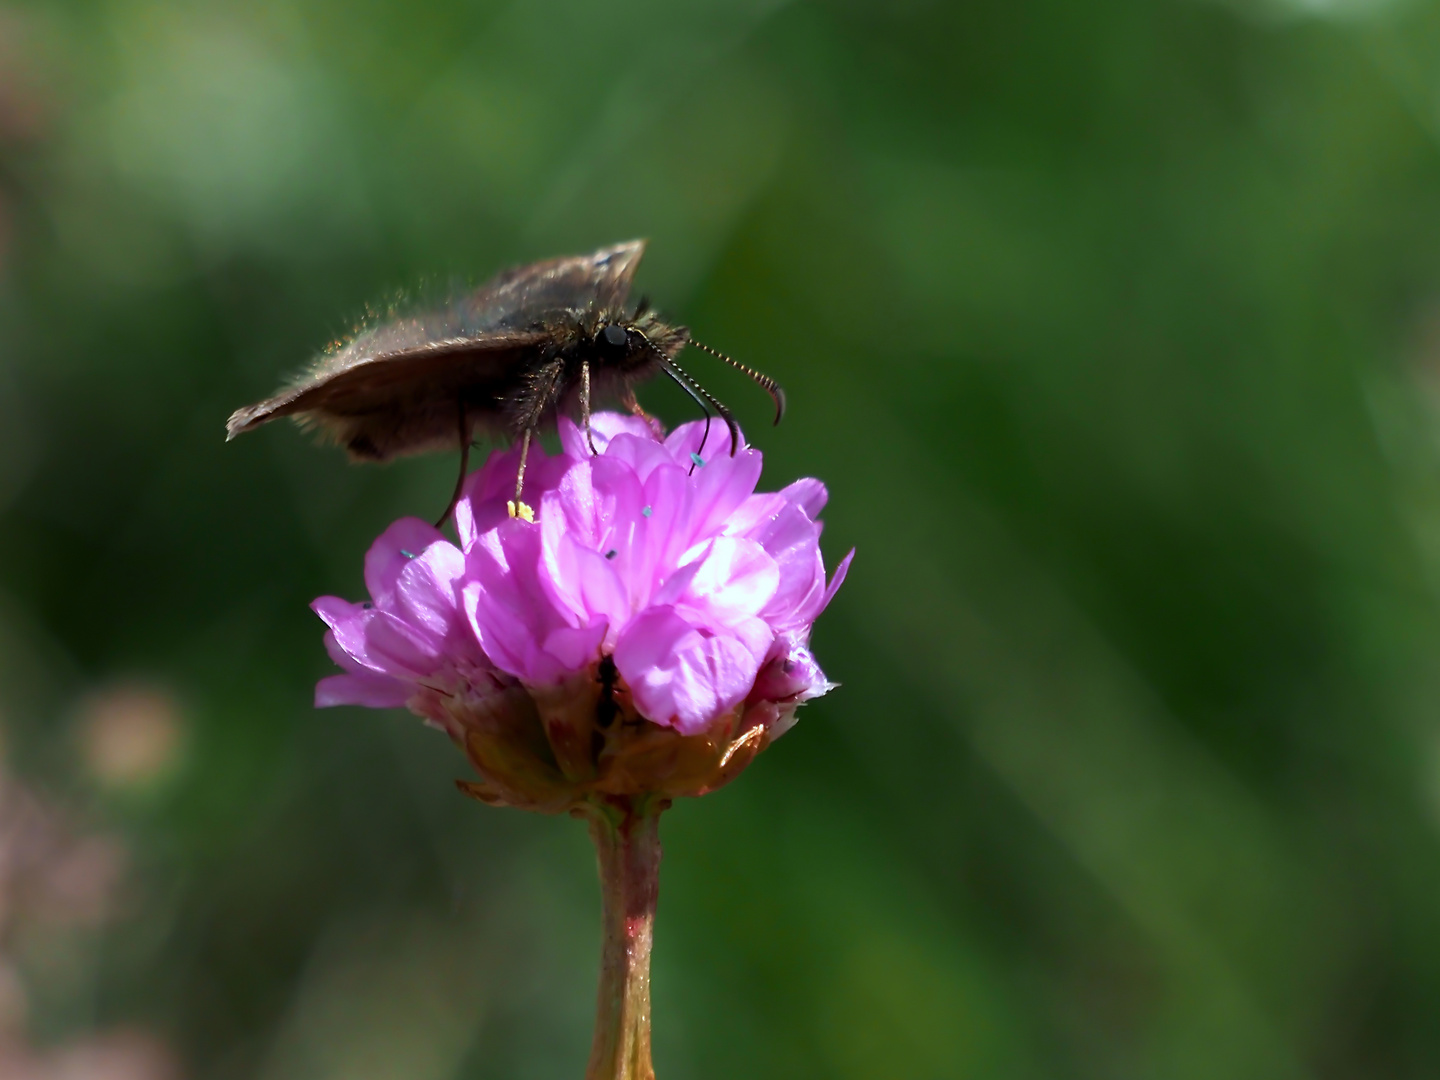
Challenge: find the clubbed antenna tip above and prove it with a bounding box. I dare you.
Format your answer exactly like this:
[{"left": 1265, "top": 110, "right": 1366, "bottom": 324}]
[{"left": 686, "top": 340, "right": 786, "bottom": 426}]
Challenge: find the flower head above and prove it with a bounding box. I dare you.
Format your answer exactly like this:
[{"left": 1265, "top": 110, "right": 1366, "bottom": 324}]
[{"left": 314, "top": 412, "right": 851, "bottom": 812}]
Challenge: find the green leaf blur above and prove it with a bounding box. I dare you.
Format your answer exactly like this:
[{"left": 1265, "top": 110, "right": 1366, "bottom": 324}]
[{"left": 3, "top": 0, "right": 1440, "bottom": 1076}]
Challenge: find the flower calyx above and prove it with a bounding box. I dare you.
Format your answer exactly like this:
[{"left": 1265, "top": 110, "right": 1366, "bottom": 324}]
[{"left": 450, "top": 657, "right": 776, "bottom": 815}]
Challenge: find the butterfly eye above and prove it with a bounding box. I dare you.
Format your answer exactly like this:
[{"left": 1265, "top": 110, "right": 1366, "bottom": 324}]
[{"left": 600, "top": 324, "right": 628, "bottom": 350}]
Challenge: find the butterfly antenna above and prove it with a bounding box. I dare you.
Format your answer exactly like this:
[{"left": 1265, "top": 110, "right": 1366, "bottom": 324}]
[
  {"left": 644, "top": 339, "right": 743, "bottom": 460},
  {"left": 686, "top": 339, "right": 786, "bottom": 425},
  {"left": 668, "top": 359, "right": 740, "bottom": 459},
  {"left": 659, "top": 363, "right": 712, "bottom": 466},
  {"left": 650, "top": 338, "right": 748, "bottom": 457}
]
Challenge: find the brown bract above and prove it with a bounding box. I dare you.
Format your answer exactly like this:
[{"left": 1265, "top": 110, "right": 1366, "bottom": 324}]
[{"left": 425, "top": 664, "right": 781, "bottom": 816}]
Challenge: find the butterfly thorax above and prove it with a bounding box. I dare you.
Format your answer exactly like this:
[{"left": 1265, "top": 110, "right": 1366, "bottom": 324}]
[{"left": 506, "top": 308, "right": 688, "bottom": 432}]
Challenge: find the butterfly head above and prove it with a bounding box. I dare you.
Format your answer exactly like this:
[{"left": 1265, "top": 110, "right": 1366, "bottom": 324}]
[{"left": 591, "top": 313, "right": 686, "bottom": 373}]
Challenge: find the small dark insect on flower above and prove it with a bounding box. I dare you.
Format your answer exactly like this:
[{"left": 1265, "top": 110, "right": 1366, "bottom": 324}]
[{"left": 225, "top": 240, "right": 785, "bottom": 525}]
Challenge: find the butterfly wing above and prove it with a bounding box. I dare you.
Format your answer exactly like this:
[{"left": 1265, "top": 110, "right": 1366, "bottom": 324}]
[
  {"left": 225, "top": 332, "right": 548, "bottom": 459},
  {"left": 456, "top": 239, "right": 648, "bottom": 333},
  {"left": 297, "top": 239, "right": 646, "bottom": 383},
  {"left": 225, "top": 241, "right": 649, "bottom": 459}
]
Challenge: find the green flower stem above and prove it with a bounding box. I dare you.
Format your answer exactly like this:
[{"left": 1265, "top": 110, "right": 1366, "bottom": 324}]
[{"left": 584, "top": 797, "right": 664, "bottom": 1080}]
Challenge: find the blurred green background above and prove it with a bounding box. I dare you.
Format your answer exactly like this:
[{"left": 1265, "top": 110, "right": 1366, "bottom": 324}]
[{"left": 4, "top": 0, "right": 1440, "bottom": 1076}]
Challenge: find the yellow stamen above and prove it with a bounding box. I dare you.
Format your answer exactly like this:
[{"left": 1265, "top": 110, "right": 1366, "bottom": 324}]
[{"left": 507, "top": 500, "right": 535, "bottom": 523}]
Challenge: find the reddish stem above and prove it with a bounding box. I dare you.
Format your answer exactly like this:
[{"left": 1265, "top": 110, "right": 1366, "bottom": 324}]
[{"left": 585, "top": 798, "right": 663, "bottom": 1080}]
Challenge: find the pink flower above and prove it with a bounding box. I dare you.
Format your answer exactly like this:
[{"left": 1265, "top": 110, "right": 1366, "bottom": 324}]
[
  {"left": 313, "top": 412, "right": 851, "bottom": 809},
  {"left": 311, "top": 518, "right": 502, "bottom": 720}
]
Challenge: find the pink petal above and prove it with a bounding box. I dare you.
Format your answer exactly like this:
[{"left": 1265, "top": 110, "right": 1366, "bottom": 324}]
[
  {"left": 316, "top": 672, "right": 412, "bottom": 709},
  {"left": 727, "top": 615, "right": 777, "bottom": 664},
  {"left": 638, "top": 462, "right": 694, "bottom": 593},
  {"left": 684, "top": 449, "right": 765, "bottom": 549},
  {"left": 820, "top": 549, "right": 854, "bottom": 613},
  {"left": 462, "top": 522, "right": 604, "bottom": 684},
  {"left": 314, "top": 597, "right": 444, "bottom": 680},
  {"left": 364, "top": 518, "right": 449, "bottom": 605},
  {"left": 745, "top": 503, "right": 825, "bottom": 628},
  {"left": 664, "top": 418, "right": 744, "bottom": 464},
  {"left": 312, "top": 597, "right": 384, "bottom": 671},
  {"left": 315, "top": 630, "right": 417, "bottom": 707},
  {"left": 656, "top": 537, "right": 779, "bottom": 626},
  {"left": 541, "top": 622, "right": 609, "bottom": 671},
  {"left": 461, "top": 527, "right": 545, "bottom": 679},
  {"left": 558, "top": 412, "right": 661, "bottom": 458},
  {"left": 322, "top": 628, "right": 362, "bottom": 671},
  {"left": 544, "top": 533, "right": 631, "bottom": 633},
  {"left": 542, "top": 461, "right": 604, "bottom": 551},
  {"left": 613, "top": 608, "right": 767, "bottom": 733},
  {"left": 454, "top": 446, "right": 521, "bottom": 549},
  {"left": 455, "top": 443, "right": 571, "bottom": 551},
  {"left": 751, "top": 639, "right": 834, "bottom": 704},
  {"left": 723, "top": 492, "right": 789, "bottom": 537},
  {"left": 541, "top": 455, "right": 658, "bottom": 624},
  {"left": 779, "top": 478, "right": 828, "bottom": 520},
  {"left": 313, "top": 595, "right": 365, "bottom": 633},
  {"left": 363, "top": 611, "right": 452, "bottom": 676},
  {"left": 604, "top": 432, "right": 679, "bottom": 484},
  {"left": 391, "top": 541, "right": 467, "bottom": 640}
]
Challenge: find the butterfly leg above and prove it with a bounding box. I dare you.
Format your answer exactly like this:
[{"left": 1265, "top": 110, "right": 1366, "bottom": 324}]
[
  {"left": 434, "top": 401, "right": 471, "bottom": 529},
  {"left": 512, "top": 428, "right": 533, "bottom": 504},
  {"left": 621, "top": 386, "right": 660, "bottom": 436},
  {"left": 507, "top": 357, "right": 558, "bottom": 520},
  {"left": 580, "top": 360, "right": 598, "bottom": 455}
]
